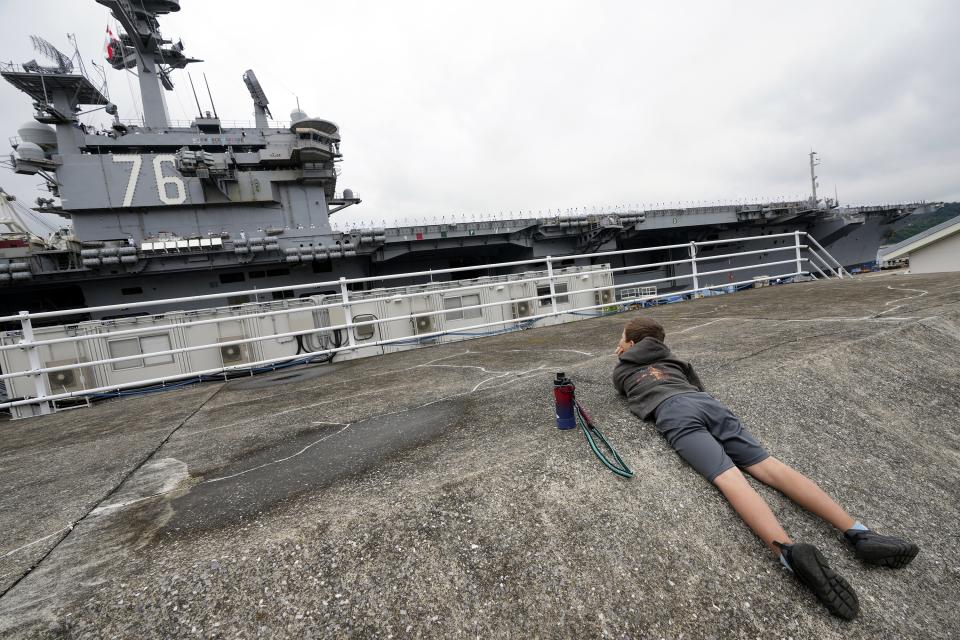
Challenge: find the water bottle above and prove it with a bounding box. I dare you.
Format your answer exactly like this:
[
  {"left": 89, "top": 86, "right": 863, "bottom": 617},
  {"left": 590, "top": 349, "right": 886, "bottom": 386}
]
[{"left": 554, "top": 371, "right": 576, "bottom": 429}]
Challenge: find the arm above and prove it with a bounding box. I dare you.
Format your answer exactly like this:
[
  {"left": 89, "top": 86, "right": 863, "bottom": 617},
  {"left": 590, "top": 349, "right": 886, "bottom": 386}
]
[{"left": 612, "top": 362, "right": 627, "bottom": 396}]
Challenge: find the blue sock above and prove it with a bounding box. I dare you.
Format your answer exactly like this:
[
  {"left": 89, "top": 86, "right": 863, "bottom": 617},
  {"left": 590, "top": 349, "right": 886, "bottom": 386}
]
[{"left": 849, "top": 521, "right": 869, "bottom": 532}]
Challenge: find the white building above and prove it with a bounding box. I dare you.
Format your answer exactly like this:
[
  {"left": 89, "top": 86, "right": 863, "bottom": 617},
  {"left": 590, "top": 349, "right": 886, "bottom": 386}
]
[{"left": 878, "top": 215, "right": 960, "bottom": 274}]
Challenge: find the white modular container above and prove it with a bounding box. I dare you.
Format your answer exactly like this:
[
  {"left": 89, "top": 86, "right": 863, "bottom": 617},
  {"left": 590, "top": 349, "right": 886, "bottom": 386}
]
[{"left": 1, "top": 265, "right": 614, "bottom": 416}]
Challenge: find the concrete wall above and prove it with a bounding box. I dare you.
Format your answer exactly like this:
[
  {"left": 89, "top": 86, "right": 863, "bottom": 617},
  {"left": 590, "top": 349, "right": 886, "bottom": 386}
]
[{"left": 910, "top": 232, "right": 960, "bottom": 273}]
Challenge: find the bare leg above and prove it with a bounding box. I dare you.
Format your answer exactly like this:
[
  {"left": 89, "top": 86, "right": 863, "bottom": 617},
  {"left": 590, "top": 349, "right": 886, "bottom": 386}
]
[
  {"left": 712, "top": 466, "right": 792, "bottom": 557},
  {"left": 744, "top": 457, "right": 855, "bottom": 532}
]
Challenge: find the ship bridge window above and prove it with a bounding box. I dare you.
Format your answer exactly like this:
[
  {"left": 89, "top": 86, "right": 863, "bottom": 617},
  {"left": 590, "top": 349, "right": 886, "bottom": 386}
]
[
  {"left": 219, "top": 272, "right": 246, "bottom": 284},
  {"left": 444, "top": 294, "right": 482, "bottom": 321},
  {"left": 537, "top": 283, "right": 569, "bottom": 306}
]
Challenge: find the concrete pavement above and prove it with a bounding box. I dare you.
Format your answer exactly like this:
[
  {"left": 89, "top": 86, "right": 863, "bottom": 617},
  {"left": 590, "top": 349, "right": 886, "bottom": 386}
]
[{"left": 1, "top": 270, "right": 958, "bottom": 638}]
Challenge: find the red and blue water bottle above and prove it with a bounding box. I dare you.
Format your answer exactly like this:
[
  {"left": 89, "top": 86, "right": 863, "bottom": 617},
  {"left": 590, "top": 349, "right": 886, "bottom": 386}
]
[{"left": 553, "top": 372, "right": 577, "bottom": 429}]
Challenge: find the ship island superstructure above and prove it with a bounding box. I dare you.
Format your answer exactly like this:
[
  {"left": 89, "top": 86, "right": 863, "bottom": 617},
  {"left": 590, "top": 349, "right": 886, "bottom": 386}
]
[{"left": 0, "top": 0, "right": 941, "bottom": 323}]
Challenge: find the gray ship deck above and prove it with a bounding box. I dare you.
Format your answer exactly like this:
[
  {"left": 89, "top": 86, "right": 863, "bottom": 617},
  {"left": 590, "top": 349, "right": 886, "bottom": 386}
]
[{"left": 1, "top": 271, "right": 958, "bottom": 638}]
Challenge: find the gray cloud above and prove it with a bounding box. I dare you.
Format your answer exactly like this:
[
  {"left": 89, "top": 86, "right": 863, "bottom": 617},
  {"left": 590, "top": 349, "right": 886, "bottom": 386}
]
[{"left": 1, "top": 0, "right": 956, "bottom": 227}]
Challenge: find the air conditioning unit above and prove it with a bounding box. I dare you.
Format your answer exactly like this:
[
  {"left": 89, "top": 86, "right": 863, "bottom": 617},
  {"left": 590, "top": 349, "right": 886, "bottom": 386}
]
[
  {"left": 219, "top": 337, "right": 247, "bottom": 364},
  {"left": 512, "top": 300, "right": 533, "bottom": 318},
  {"left": 594, "top": 289, "right": 614, "bottom": 305},
  {"left": 45, "top": 359, "right": 92, "bottom": 393},
  {"left": 413, "top": 316, "right": 434, "bottom": 334}
]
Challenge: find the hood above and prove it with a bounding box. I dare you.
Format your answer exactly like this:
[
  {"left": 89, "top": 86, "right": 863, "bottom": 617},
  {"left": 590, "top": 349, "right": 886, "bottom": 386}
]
[{"left": 619, "top": 337, "right": 672, "bottom": 366}]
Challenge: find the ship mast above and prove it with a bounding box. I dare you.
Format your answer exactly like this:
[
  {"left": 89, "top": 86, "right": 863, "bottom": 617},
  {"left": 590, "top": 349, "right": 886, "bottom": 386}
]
[
  {"left": 97, "top": 0, "right": 200, "bottom": 128},
  {"left": 809, "top": 150, "right": 820, "bottom": 208}
]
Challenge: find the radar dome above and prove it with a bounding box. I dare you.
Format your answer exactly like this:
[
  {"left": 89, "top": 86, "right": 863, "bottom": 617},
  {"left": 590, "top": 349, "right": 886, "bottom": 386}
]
[
  {"left": 17, "top": 122, "right": 57, "bottom": 149},
  {"left": 15, "top": 141, "right": 46, "bottom": 163},
  {"left": 343, "top": 189, "right": 354, "bottom": 200},
  {"left": 290, "top": 108, "right": 309, "bottom": 124}
]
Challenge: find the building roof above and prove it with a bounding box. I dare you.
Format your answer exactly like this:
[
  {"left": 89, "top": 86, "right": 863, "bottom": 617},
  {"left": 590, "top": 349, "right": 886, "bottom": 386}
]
[{"left": 878, "top": 213, "right": 960, "bottom": 261}]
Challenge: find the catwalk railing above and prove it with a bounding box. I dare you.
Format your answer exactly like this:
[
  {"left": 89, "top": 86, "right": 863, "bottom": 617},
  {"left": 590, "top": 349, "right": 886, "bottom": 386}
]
[{"left": 0, "top": 231, "right": 850, "bottom": 417}]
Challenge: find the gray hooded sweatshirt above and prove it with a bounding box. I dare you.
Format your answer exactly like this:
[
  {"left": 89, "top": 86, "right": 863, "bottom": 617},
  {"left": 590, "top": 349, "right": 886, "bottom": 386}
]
[{"left": 612, "top": 337, "right": 705, "bottom": 420}]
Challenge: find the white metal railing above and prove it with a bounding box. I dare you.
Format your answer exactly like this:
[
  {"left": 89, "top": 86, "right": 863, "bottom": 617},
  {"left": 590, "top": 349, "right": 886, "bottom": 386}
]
[
  {"left": 0, "top": 231, "right": 849, "bottom": 417},
  {"left": 118, "top": 118, "right": 293, "bottom": 131}
]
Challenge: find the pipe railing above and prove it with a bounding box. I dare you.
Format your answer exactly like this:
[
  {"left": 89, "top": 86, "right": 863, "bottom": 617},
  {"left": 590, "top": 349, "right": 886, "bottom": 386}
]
[
  {"left": 0, "top": 234, "right": 803, "bottom": 324},
  {"left": 0, "top": 242, "right": 803, "bottom": 354},
  {"left": 0, "top": 231, "right": 850, "bottom": 415},
  {"left": 806, "top": 234, "right": 851, "bottom": 277},
  {"left": 0, "top": 257, "right": 809, "bottom": 382},
  {"left": 0, "top": 270, "right": 809, "bottom": 411}
]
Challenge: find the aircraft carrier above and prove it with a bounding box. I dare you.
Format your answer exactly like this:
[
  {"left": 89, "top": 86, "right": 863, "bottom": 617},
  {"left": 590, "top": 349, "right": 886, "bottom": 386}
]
[{"left": 0, "top": 0, "right": 941, "bottom": 324}]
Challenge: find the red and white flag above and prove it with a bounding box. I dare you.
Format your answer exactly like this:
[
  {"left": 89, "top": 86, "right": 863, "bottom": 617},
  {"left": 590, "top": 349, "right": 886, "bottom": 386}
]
[{"left": 104, "top": 25, "right": 119, "bottom": 60}]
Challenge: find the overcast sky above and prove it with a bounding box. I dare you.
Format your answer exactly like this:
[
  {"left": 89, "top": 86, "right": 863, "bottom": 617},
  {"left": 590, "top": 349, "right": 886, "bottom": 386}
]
[{"left": 1, "top": 0, "right": 957, "bottom": 227}]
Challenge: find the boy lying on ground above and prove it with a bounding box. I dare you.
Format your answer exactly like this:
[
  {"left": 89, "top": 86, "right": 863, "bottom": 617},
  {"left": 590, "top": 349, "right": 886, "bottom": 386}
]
[{"left": 612, "top": 317, "right": 919, "bottom": 619}]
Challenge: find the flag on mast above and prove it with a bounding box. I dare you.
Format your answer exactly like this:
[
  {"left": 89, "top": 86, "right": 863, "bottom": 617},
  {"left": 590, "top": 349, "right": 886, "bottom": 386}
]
[{"left": 104, "top": 25, "right": 120, "bottom": 62}]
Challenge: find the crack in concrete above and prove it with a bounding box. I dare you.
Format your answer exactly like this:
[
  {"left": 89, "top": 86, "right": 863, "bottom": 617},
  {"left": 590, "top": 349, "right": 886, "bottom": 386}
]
[
  {"left": 0, "top": 383, "right": 227, "bottom": 603},
  {"left": 185, "top": 386, "right": 407, "bottom": 437},
  {"left": 0, "top": 528, "right": 73, "bottom": 562},
  {"left": 419, "top": 364, "right": 510, "bottom": 374},
  {"left": 676, "top": 319, "right": 725, "bottom": 334},
  {"left": 204, "top": 423, "right": 355, "bottom": 484},
  {"left": 711, "top": 327, "right": 865, "bottom": 372},
  {"left": 489, "top": 348, "right": 595, "bottom": 356},
  {"left": 874, "top": 285, "right": 930, "bottom": 317},
  {"left": 242, "top": 351, "right": 473, "bottom": 406},
  {"left": 0, "top": 358, "right": 566, "bottom": 575}
]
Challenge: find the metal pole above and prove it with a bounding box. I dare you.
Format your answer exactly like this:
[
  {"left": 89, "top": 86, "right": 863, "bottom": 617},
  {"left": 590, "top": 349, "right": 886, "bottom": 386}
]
[
  {"left": 809, "top": 259, "right": 828, "bottom": 280},
  {"left": 809, "top": 151, "right": 820, "bottom": 207},
  {"left": 806, "top": 233, "right": 847, "bottom": 278},
  {"left": 794, "top": 231, "right": 803, "bottom": 275},
  {"left": 19, "top": 311, "right": 52, "bottom": 416},
  {"left": 546, "top": 256, "right": 558, "bottom": 317},
  {"left": 807, "top": 246, "right": 839, "bottom": 278},
  {"left": 689, "top": 242, "right": 700, "bottom": 295},
  {"left": 339, "top": 277, "right": 357, "bottom": 350}
]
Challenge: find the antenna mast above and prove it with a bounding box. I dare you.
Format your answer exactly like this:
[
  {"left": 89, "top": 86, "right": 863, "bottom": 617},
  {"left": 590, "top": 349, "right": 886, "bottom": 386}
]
[
  {"left": 809, "top": 150, "right": 820, "bottom": 208},
  {"left": 203, "top": 73, "right": 218, "bottom": 118},
  {"left": 97, "top": 0, "right": 201, "bottom": 128},
  {"left": 187, "top": 73, "right": 203, "bottom": 117}
]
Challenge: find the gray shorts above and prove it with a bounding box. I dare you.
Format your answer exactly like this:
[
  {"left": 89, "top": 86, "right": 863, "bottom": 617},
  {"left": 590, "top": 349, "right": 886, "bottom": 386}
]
[{"left": 653, "top": 392, "right": 769, "bottom": 482}]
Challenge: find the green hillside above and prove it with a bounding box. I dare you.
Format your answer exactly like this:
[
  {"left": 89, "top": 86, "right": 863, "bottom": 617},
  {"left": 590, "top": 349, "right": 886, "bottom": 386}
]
[{"left": 883, "top": 202, "right": 960, "bottom": 244}]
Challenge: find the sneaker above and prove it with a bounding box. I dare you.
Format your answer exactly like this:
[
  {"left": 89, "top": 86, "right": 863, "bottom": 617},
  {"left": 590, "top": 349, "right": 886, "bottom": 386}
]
[
  {"left": 845, "top": 529, "right": 919, "bottom": 568},
  {"left": 777, "top": 542, "right": 859, "bottom": 620}
]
